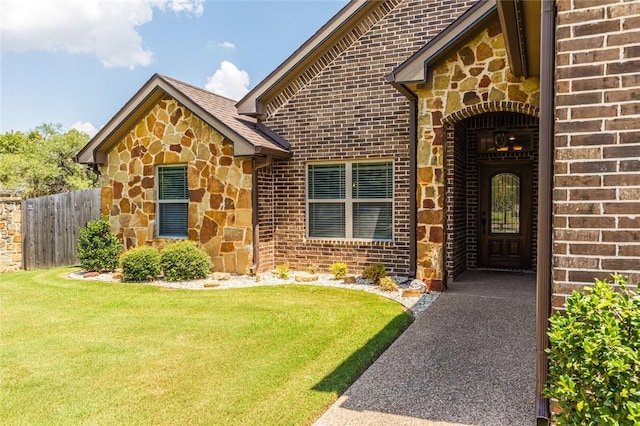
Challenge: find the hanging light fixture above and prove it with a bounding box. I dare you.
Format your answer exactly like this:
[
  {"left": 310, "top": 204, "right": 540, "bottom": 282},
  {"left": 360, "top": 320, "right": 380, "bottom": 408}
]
[{"left": 494, "top": 128, "right": 510, "bottom": 151}]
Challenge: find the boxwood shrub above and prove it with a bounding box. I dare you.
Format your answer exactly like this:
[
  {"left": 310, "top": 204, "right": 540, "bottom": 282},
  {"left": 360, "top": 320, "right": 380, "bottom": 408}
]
[
  {"left": 119, "top": 246, "right": 161, "bottom": 282},
  {"left": 545, "top": 274, "right": 640, "bottom": 425},
  {"left": 363, "top": 263, "right": 387, "bottom": 284},
  {"left": 76, "top": 217, "right": 121, "bottom": 272},
  {"left": 160, "top": 240, "right": 211, "bottom": 281}
]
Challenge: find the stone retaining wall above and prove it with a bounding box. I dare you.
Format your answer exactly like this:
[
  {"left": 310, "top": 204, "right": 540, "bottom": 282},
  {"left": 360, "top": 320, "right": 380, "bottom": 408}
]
[{"left": 0, "top": 195, "right": 23, "bottom": 272}]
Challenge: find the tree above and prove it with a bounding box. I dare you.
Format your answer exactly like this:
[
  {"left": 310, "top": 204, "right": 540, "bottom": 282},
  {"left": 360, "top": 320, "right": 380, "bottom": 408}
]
[{"left": 0, "top": 123, "right": 98, "bottom": 197}]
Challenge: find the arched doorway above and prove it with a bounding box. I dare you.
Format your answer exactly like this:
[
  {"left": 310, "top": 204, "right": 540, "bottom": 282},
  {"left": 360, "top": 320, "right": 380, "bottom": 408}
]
[{"left": 444, "top": 110, "right": 539, "bottom": 282}]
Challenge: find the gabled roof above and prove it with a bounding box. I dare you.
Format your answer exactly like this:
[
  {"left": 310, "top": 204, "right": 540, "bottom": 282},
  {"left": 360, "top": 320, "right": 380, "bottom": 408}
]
[
  {"left": 386, "top": 0, "right": 497, "bottom": 87},
  {"left": 77, "top": 74, "right": 291, "bottom": 164},
  {"left": 236, "top": 0, "right": 397, "bottom": 118},
  {"left": 386, "top": 0, "right": 541, "bottom": 90}
]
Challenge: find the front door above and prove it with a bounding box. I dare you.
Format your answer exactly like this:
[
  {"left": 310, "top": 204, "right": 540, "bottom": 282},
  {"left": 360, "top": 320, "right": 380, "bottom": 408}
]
[{"left": 479, "top": 161, "right": 532, "bottom": 269}]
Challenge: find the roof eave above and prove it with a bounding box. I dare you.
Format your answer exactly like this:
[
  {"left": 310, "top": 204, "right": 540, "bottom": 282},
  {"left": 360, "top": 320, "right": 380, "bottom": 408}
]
[
  {"left": 235, "top": 0, "right": 373, "bottom": 118},
  {"left": 386, "top": 0, "right": 498, "bottom": 87},
  {"left": 77, "top": 74, "right": 291, "bottom": 164},
  {"left": 77, "top": 73, "right": 165, "bottom": 164}
]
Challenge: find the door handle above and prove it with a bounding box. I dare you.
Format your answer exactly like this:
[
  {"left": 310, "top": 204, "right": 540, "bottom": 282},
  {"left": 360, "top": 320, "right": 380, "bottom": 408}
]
[{"left": 481, "top": 212, "right": 487, "bottom": 235}]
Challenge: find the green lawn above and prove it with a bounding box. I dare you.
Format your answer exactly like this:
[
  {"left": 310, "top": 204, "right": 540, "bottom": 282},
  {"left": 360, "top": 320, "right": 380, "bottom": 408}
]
[{"left": 0, "top": 268, "right": 412, "bottom": 425}]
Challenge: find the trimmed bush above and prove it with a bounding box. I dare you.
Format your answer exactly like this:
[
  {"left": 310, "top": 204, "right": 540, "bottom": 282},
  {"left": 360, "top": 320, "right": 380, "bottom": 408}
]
[
  {"left": 120, "top": 246, "right": 161, "bottom": 282},
  {"left": 545, "top": 275, "right": 640, "bottom": 425},
  {"left": 76, "top": 217, "right": 121, "bottom": 272},
  {"left": 329, "top": 262, "right": 349, "bottom": 280},
  {"left": 273, "top": 263, "right": 290, "bottom": 279},
  {"left": 378, "top": 276, "right": 398, "bottom": 292},
  {"left": 363, "top": 263, "right": 387, "bottom": 284},
  {"left": 160, "top": 240, "right": 211, "bottom": 281}
]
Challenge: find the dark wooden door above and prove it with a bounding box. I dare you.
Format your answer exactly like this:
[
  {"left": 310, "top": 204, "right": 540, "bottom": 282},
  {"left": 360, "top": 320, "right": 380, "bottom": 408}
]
[{"left": 479, "top": 161, "right": 532, "bottom": 269}]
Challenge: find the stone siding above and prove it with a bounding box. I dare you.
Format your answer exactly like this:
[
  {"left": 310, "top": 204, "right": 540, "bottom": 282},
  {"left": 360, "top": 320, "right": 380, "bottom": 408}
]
[
  {"left": 0, "top": 195, "right": 22, "bottom": 272},
  {"left": 553, "top": 0, "right": 640, "bottom": 310},
  {"left": 416, "top": 20, "right": 540, "bottom": 282},
  {"left": 263, "top": 0, "right": 476, "bottom": 276},
  {"left": 101, "top": 97, "right": 253, "bottom": 274}
]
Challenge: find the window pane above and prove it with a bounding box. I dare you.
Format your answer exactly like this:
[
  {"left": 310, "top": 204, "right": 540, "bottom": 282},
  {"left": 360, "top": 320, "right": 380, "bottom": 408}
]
[
  {"left": 491, "top": 173, "right": 520, "bottom": 234},
  {"left": 353, "top": 202, "right": 392, "bottom": 240},
  {"left": 308, "top": 164, "right": 345, "bottom": 199},
  {"left": 352, "top": 162, "right": 392, "bottom": 199},
  {"left": 159, "top": 166, "right": 188, "bottom": 200},
  {"left": 159, "top": 203, "right": 188, "bottom": 237},
  {"left": 309, "top": 203, "right": 345, "bottom": 238}
]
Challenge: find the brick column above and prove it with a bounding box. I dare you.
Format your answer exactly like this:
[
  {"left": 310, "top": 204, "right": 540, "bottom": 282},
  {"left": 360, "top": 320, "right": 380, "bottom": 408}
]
[{"left": 553, "top": 0, "right": 640, "bottom": 310}]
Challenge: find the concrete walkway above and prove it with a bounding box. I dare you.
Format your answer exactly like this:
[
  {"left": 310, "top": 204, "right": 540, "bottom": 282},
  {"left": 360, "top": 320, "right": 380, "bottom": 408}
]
[{"left": 314, "top": 271, "right": 536, "bottom": 426}]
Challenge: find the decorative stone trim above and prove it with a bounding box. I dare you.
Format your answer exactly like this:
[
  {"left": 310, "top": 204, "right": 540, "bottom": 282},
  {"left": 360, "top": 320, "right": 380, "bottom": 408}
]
[
  {"left": 442, "top": 101, "right": 540, "bottom": 125},
  {"left": 264, "top": 0, "right": 401, "bottom": 118}
]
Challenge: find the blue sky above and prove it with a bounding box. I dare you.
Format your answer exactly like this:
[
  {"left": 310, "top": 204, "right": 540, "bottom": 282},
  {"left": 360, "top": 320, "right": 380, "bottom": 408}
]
[{"left": 0, "top": 0, "right": 348, "bottom": 136}]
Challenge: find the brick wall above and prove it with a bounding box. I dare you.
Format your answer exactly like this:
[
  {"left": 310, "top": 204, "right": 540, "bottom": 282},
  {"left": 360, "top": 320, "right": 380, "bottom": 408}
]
[
  {"left": 0, "top": 194, "right": 22, "bottom": 272},
  {"left": 553, "top": 0, "right": 640, "bottom": 310},
  {"left": 262, "top": 0, "right": 475, "bottom": 275}
]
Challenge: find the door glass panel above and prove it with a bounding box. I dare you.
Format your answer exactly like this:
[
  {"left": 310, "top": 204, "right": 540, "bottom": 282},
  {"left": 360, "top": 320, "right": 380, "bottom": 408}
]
[{"left": 491, "top": 173, "right": 520, "bottom": 234}]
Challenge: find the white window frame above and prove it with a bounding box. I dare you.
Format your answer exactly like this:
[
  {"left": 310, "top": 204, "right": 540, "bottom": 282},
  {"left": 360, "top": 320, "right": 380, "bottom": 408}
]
[
  {"left": 305, "top": 160, "right": 394, "bottom": 242},
  {"left": 156, "top": 164, "right": 189, "bottom": 239}
]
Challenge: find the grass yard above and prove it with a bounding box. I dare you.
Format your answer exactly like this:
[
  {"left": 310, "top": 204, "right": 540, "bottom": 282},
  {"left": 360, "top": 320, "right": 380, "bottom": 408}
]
[{"left": 0, "top": 268, "right": 412, "bottom": 425}]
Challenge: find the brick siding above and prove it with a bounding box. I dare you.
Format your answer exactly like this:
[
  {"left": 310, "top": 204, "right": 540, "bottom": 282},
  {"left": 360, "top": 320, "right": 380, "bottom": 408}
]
[
  {"left": 261, "top": 0, "right": 475, "bottom": 275},
  {"left": 553, "top": 0, "right": 640, "bottom": 310}
]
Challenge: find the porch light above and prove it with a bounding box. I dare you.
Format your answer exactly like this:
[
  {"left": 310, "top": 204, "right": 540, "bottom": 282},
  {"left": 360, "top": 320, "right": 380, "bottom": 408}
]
[{"left": 494, "top": 128, "right": 523, "bottom": 152}]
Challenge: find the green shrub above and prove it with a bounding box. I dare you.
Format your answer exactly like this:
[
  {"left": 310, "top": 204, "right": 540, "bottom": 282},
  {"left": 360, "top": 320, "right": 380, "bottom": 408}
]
[
  {"left": 160, "top": 240, "right": 211, "bottom": 281},
  {"left": 306, "top": 264, "right": 319, "bottom": 274},
  {"left": 378, "top": 276, "right": 398, "bottom": 292},
  {"left": 329, "top": 262, "right": 349, "bottom": 280},
  {"left": 545, "top": 275, "right": 640, "bottom": 425},
  {"left": 76, "top": 217, "right": 121, "bottom": 272},
  {"left": 363, "top": 263, "right": 387, "bottom": 284},
  {"left": 273, "top": 263, "right": 290, "bottom": 279},
  {"left": 120, "top": 246, "right": 161, "bottom": 281}
]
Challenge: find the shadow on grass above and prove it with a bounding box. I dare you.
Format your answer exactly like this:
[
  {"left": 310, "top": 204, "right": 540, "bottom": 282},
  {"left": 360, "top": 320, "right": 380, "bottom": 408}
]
[{"left": 312, "top": 311, "right": 413, "bottom": 395}]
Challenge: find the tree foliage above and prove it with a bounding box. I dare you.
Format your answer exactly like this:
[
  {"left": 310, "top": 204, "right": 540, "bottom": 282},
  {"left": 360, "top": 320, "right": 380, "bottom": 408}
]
[{"left": 0, "top": 123, "right": 98, "bottom": 197}]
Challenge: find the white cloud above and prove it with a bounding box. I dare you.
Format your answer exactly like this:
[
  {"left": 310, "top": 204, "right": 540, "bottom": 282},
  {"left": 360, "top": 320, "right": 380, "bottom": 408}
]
[
  {"left": 218, "top": 41, "right": 236, "bottom": 49},
  {"left": 205, "top": 61, "right": 250, "bottom": 101},
  {"left": 0, "top": 0, "right": 204, "bottom": 69},
  {"left": 70, "top": 121, "right": 98, "bottom": 138}
]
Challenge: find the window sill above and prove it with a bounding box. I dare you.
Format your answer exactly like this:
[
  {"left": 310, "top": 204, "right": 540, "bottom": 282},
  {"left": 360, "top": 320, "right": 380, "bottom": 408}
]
[{"left": 303, "top": 238, "right": 395, "bottom": 246}]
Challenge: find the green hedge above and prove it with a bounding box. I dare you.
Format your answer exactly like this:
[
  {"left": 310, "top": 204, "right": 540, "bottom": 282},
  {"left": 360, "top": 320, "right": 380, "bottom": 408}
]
[
  {"left": 76, "top": 217, "right": 121, "bottom": 272},
  {"left": 120, "top": 246, "right": 161, "bottom": 282},
  {"left": 160, "top": 241, "right": 211, "bottom": 281}
]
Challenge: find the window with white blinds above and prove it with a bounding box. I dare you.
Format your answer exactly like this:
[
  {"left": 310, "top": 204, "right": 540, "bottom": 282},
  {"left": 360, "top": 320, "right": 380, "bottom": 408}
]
[
  {"left": 307, "top": 161, "right": 393, "bottom": 241},
  {"left": 157, "top": 165, "right": 188, "bottom": 238}
]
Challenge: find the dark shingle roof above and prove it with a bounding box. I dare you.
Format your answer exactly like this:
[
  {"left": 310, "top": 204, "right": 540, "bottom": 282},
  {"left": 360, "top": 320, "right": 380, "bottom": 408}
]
[{"left": 77, "top": 73, "right": 290, "bottom": 164}]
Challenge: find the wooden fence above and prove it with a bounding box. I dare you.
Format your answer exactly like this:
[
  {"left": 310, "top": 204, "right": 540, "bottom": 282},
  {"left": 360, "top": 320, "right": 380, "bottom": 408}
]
[{"left": 22, "top": 188, "right": 102, "bottom": 270}]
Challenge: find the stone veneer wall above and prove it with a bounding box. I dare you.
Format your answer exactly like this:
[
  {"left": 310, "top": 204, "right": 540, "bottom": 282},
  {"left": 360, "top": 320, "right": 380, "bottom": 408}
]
[
  {"left": 100, "top": 97, "right": 253, "bottom": 274},
  {"left": 552, "top": 0, "right": 640, "bottom": 311},
  {"left": 415, "top": 19, "right": 540, "bottom": 283},
  {"left": 263, "top": 0, "right": 476, "bottom": 276},
  {"left": 0, "top": 195, "right": 22, "bottom": 272}
]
